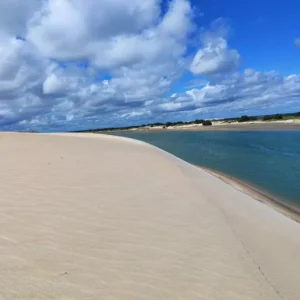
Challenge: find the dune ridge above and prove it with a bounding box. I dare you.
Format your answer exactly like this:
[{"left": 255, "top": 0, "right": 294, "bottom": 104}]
[{"left": 0, "top": 132, "right": 300, "bottom": 300}]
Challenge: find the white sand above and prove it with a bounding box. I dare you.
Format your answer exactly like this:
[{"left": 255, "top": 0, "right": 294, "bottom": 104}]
[{"left": 0, "top": 132, "right": 300, "bottom": 300}]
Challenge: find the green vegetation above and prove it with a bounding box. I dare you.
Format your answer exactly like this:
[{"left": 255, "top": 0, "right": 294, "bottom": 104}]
[
  {"left": 73, "top": 111, "right": 300, "bottom": 133},
  {"left": 262, "top": 114, "right": 283, "bottom": 121},
  {"left": 238, "top": 115, "right": 258, "bottom": 123},
  {"left": 202, "top": 120, "right": 212, "bottom": 126},
  {"left": 162, "top": 119, "right": 204, "bottom": 127}
]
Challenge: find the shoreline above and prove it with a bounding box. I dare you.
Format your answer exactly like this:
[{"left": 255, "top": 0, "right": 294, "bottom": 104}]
[
  {"left": 107, "top": 130, "right": 300, "bottom": 223},
  {"left": 174, "top": 122, "right": 300, "bottom": 131},
  {"left": 91, "top": 120, "right": 300, "bottom": 133},
  {"left": 199, "top": 165, "right": 300, "bottom": 223}
]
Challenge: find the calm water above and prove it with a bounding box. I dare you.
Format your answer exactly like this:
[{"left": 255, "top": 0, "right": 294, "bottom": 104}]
[{"left": 113, "top": 131, "right": 300, "bottom": 207}]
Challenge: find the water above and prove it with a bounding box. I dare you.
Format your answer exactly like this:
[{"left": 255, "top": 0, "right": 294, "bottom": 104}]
[{"left": 113, "top": 131, "right": 300, "bottom": 207}]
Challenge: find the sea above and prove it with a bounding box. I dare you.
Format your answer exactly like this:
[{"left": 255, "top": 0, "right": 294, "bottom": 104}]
[{"left": 113, "top": 130, "right": 300, "bottom": 208}]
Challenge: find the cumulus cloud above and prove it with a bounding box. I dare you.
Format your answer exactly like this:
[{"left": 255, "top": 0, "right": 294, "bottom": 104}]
[
  {"left": 0, "top": 36, "right": 48, "bottom": 126},
  {"left": 0, "top": 0, "right": 195, "bottom": 130},
  {"left": 27, "top": 0, "right": 192, "bottom": 69},
  {"left": 155, "top": 69, "right": 300, "bottom": 116},
  {"left": 43, "top": 74, "right": 64, "bottom": 95},
  {"left": 190, "top": 19, "right": 240, "bottom": 75},
  {"left": 0, "top": 1, "right": 299, "bottom": 131},
  {"left": 0, "top": 0, "right": 41, "bottom": 37},
  {"left": 190, "top": 38, "right": 240, "bottom": 75}
]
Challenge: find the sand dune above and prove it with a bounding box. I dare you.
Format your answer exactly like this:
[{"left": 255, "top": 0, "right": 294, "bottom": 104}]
[{"left": 0, "top": 132, "right": 300, "bottom": 300}]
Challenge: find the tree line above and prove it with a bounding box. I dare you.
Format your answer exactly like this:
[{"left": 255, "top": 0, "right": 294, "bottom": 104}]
[
  {"left": 73, "top": 111, "right": 300, "bottom": 132},
  {"left": 237, "top": 112, "right": 300, "bottom": 123}
]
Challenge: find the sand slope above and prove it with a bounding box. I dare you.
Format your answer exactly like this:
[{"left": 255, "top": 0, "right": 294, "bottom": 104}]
[{"left": 0, "top": 132, "right": 299, "bottom": 300}]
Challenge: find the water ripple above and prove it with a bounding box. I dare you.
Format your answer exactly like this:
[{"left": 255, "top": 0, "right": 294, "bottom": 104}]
[{"left": 250, "top": 144, "right": 300, "bottom": 159}]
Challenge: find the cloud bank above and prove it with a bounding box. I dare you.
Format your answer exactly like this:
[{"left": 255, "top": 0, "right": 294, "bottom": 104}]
[{"left": 0, "top": 0, "right": 299, "bottom": 131}]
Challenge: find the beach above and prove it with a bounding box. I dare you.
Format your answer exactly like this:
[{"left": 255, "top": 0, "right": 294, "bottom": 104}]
[
  {"left": 107, "top": 120, "right": 300, "bottom": 132},
  {"left": 200, "top": 166, "right": 300, "bottom": 223},
  {"left": 1, "top": 132, "right": 300, "bottom": 300}
]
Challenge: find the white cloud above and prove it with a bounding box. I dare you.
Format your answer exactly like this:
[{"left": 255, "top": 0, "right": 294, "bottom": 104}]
[
  {"left": 0, "top": 38, "right": 42, "bottom": 91},
  {"left": 0, "top": 36, "right": 48, "bottom": 126},
  {"left": 190, "top": 19, "right": 240, "bottom": 75},
  {"left": 0, "top": 0, "right": 195, "bottom": 130},
  {"left": 43, "top": 74, "right": 64, "bottom": 95},
  {"left": 0, "top": 0, "right": 40, "bottom": 38},
  {"left": 0, "top": 1, "right": 299, "bottom": 131},
  {"left": 27, "top": 0, "right": 192, "bottom": 69},
  {"left": 155, "top": 69, "right": 300, "bottom": 116},
  {"left": 190, "top": 37, "right": 240, "bottom": 75}
]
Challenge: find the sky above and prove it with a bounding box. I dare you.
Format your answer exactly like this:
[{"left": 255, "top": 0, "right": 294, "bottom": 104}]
[{"left": 1, "top": 0, "right": 300, "bottom": 131}]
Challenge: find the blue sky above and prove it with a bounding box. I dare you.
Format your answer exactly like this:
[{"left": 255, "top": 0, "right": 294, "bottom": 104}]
[
  {"left": 0, "top": 0, "right": 300, "bottom": 131},
  {"left": 203, "top": 0, "right": 300, "bottom": 74}
]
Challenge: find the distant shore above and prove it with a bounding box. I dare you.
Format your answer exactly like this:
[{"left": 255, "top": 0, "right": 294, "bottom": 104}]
[
  {"left": 200, "top": 165, "right": 300, "bottom": 223},
  {"left": 98, "top": 120, "right": 300, "bottom": 133},
  {"left": 189, "top": 120, "right": 300, "bottom": 131}
]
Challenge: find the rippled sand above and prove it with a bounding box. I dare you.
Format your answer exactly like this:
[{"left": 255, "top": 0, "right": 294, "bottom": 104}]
[{"left": 0, "top": 132, "right": 300, "bottom": 300}]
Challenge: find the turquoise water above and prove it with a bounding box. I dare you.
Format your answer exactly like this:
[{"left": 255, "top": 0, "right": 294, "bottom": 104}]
[{"left": 113, "top": 131, "right": 300, "bottom": 207}]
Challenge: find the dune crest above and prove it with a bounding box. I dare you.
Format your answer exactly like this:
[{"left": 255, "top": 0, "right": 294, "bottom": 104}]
[{"left": 0, "top": 132, "right": 299, "bottom": 300}]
